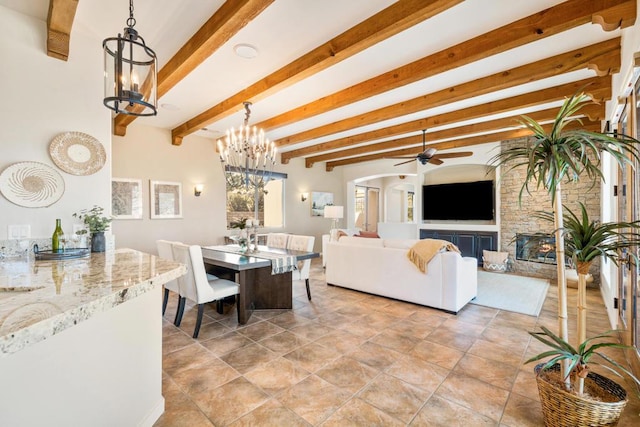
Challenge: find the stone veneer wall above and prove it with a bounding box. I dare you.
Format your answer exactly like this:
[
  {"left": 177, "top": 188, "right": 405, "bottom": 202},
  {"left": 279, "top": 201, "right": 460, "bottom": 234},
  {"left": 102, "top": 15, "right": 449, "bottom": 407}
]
[{"left": 500, "top": 137, "right": 601, "bottom": 283}]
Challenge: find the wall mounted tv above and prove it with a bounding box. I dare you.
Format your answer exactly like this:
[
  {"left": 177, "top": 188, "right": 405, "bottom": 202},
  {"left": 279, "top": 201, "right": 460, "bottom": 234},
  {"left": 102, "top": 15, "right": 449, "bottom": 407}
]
[{"left": 422, "top": 180, "right": 494, "bottom": 220}]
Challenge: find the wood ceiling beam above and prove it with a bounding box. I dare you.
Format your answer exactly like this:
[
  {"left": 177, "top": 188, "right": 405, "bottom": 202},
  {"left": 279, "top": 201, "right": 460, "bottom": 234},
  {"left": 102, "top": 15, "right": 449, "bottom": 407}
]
[
  {"left": 283, "top": 75, "right": 611, "bottom": 164},
  {"left": 278, "top": 38, "right": 620, "bottom": 149},
  {"left": 325, "top": 122, "right": 601, "bottom": 171},
  {"left": 46, "top": 0, "right": 79, "bottom": 61},
  {"left": 170, "top": 0, "right": 463, "bottom": 145},
  {"left": 257, "top": 0, "right": 633, "bottom": 132},
  {"left": 113, "top": 0, "right": 274, "bottom": 137},
  {"left": 303, "top": 103, "right": 605, "bottom": 167}
]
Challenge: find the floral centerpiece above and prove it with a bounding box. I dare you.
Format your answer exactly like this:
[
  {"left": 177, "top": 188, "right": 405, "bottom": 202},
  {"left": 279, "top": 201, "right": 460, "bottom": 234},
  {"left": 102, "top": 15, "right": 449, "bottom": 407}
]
[{"left": 229, "top": 217, "right": 249, "bottom": 251}]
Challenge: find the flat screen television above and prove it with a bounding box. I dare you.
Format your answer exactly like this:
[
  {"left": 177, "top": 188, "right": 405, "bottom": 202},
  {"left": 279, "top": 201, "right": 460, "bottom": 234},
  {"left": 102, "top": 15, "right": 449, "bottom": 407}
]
[{"left": 422, "top": 180, "right": 494, "bottom": 220}]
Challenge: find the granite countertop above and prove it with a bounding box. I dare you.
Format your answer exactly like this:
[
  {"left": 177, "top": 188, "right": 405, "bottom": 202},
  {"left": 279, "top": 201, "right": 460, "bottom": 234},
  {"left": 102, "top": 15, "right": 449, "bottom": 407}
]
[{"left": 0, "top": 248, "right": 185, "bottom": 357}]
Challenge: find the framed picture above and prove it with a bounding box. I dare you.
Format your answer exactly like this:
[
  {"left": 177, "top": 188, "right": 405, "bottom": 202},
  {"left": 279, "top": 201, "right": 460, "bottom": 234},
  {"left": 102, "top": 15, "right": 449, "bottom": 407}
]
[
  {"left": 111, "top": 178, "right": 143, "bottom": 219},
  {"left": 150, "top": 180, "right": 182, "bottom": 219},
  {"left": 311, "top": 191, "right": 333, "bottom": 217}
]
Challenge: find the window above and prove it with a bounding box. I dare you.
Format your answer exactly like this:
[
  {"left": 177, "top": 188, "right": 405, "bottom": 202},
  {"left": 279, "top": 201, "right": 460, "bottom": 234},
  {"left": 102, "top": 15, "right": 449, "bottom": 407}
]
[
  {"left": 407, "top": 191, "right": 414, "bottom": 222},
  {"left": 225, "top": 172, "right": 285, "bottom": 228}
]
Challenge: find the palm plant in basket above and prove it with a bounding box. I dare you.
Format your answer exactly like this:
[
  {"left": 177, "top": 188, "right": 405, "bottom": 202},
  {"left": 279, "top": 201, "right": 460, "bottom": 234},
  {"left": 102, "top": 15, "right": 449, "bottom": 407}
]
[
  {"left": 526, "top": 326, "right": 640, "bottom": 426},
  {"left": 489, "top": 91, "right": 640, "bottom": 384}
]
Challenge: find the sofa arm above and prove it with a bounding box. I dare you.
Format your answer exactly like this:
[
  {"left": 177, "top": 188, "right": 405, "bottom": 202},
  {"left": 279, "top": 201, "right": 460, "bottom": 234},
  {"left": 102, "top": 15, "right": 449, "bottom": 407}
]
[{"left": 441, "top": 253, "right": 478, "bottom": 312}]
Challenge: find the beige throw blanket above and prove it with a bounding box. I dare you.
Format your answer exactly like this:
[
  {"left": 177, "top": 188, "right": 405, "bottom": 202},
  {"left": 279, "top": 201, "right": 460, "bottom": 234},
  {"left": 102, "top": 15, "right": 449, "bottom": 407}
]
[{"left": 407, "top": 239, "right": 460, "bottom": 273}]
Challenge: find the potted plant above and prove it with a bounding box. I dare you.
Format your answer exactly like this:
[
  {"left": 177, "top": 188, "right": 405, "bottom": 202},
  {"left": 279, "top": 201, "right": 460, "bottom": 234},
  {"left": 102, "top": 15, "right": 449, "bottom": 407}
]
[
  {"left": 526, "top": 326, "right": 640, "bottom": 426},
  {"left": 489, "top": 91, "right": 640, "bottom": 384},
  {"left": 73, "top": 206, "right": 112, "bottom": 252}
]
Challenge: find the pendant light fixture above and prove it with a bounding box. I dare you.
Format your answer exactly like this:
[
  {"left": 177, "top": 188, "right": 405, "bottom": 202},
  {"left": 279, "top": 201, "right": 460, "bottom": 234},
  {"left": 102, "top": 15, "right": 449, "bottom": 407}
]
[{"left": 103, "top": 0, "right": 157, "bottom": 116}]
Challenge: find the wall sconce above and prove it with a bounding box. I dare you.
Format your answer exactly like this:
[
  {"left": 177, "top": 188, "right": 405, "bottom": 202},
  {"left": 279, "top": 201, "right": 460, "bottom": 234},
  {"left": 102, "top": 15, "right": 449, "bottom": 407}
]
[
  {"left": 301, "top": 192, "right": 308, "bottom": 202},
  {"left": 194, "top": 184, "right": 204, "bottom": 197}
]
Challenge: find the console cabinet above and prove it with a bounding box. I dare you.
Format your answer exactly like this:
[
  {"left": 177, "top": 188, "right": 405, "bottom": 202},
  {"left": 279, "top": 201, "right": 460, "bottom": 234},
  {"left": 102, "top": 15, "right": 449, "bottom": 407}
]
[{"left": 419, "top": 229, "right": 497, "bottom": 265}]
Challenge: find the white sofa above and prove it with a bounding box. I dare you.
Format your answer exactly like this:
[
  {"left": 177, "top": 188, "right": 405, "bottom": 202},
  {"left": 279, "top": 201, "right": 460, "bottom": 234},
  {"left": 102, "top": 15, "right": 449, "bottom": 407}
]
[{"left": 325, "top": 236, "right": 477, "bottom": 313}]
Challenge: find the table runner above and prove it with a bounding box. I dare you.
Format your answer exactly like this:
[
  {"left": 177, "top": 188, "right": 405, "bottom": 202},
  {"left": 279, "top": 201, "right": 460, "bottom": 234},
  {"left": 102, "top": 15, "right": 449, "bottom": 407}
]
[{"left": 205, "top": 245, "right": 297, "bottom": 274}]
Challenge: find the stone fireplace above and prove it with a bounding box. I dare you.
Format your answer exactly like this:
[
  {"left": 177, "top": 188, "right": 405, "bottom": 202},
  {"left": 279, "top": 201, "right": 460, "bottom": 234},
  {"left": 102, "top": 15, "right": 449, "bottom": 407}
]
[{"left": 499, "top": 137, "right": 600, "bottom": 283}]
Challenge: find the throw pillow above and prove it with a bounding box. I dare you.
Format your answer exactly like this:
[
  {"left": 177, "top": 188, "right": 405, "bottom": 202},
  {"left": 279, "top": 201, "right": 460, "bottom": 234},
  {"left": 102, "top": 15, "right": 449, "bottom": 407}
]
[
  {"left": 336, "top": 230, "right": 348, "bottom": 240},
  {"left": 356, "top": 231, "right": 380, "bottom": 238}
]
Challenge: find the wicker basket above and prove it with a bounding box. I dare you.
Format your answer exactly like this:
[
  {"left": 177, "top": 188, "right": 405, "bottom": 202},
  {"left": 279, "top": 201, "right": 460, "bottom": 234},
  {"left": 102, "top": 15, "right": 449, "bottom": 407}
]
[{"left": 535, "top": 363, "right": 628, "bottom": 427}]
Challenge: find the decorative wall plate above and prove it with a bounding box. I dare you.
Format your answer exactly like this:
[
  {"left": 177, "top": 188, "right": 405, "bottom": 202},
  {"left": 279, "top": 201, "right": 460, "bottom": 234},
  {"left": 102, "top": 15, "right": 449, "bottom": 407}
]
[
  {"left": 49, "top": 131, "right": 106, "bottom": 175},
  {"left": 0, "top": 162, "right": 65, "bottom": 208}
]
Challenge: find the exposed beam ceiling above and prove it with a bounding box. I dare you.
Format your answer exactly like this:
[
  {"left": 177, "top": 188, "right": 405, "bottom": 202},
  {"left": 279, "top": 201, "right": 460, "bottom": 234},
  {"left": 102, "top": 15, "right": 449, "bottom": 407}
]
[
  {"left": 170, "top": 0, "right": 463, "bottom": 145},
  {"left": 46, "top": 0, "right": 78, "bottom": 61},
  {"left": 11, "top": 0, "right": 635, "bottom": 172}
]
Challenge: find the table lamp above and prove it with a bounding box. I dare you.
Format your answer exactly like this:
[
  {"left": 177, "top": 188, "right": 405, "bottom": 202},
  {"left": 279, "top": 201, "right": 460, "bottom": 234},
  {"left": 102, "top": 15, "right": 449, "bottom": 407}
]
[{"left": 324, "top": 205, "right": 344, "bottom": 241}]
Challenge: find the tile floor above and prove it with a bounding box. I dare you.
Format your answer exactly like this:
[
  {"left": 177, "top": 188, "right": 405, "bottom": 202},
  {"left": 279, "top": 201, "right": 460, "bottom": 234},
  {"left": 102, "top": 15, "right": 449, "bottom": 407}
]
[{"left": 154, "top": 260, "right": 640, "bottom": 426}]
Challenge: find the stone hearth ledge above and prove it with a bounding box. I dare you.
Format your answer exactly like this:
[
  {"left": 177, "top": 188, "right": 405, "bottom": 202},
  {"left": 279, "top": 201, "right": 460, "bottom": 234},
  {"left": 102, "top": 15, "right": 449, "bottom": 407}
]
[{"left": 0, "top": 248, "right": 186, "bottom": 356}]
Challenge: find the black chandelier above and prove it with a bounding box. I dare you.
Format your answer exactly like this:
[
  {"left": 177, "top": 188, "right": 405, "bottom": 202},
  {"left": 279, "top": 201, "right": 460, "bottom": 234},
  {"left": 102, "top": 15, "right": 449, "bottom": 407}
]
[{"left": 103, "top": 0, "right": 157, "bottom": 116}]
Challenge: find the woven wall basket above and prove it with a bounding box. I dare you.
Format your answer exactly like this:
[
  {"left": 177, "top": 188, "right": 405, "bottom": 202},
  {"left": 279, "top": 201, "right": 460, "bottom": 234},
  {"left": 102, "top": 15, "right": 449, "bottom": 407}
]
[{"left": 534, "top": 364, "right": 628, "bottom": 427}]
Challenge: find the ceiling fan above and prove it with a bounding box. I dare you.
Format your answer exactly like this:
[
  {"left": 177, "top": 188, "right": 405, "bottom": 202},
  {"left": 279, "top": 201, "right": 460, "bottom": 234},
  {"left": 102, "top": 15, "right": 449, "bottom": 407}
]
[{"left": 390, "top": 130, "right": 473, "bottom": 166}]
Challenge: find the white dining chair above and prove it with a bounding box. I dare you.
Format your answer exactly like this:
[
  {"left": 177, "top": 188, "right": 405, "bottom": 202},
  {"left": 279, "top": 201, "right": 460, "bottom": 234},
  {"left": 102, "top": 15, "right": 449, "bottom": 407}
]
[
  {"left": 171, "top": 243, "right": 240, "bottom": 338},
  {"left": 287, "top": 235, "right": 315, "bottom": 300},
  {"left": 266, "top": 232, "right": 289, "bottom": 249},
  {"left": 156, "top": 239, "right": 183, "bottom": 325}
]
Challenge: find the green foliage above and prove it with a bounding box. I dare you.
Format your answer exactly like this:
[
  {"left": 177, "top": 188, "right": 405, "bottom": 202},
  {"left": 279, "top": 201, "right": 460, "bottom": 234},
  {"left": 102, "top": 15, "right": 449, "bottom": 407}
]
[
  {"left": 229, "top": 217, "right": 247, "bottom": 230},
  {"left": 73, "top": 206, "right": 112, "bottom": 233},
  {"left": 525, "top": 326, "right": 640, "bottom": 390},
  {"left": 534, "top": 202, "right": 640, "bottom": 267},
  {"left": 489, "top": 92, "right": 640, "bottom": 205}
]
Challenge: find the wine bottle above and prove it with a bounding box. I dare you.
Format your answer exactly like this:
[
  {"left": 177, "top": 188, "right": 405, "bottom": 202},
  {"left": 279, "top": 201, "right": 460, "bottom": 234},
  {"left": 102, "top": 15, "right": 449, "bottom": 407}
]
[{"left": 51, "top": 219, "right": 64, "bottom": 253}]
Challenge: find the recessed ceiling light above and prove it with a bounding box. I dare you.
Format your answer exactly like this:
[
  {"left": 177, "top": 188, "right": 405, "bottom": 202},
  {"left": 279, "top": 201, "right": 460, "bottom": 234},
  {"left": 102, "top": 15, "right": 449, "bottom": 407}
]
[
  {"left": 161, "top": 103, "right": 180, "bottom": 111},
  {"left": 234, "top": 43, "right": 259, "bottom": 59}
]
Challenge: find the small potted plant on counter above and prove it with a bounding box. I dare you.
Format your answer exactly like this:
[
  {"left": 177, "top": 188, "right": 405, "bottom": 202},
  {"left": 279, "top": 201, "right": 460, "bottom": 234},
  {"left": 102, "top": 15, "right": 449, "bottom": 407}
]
[{"left": 73, "top": 206, "right": 112, "bottom": 252}]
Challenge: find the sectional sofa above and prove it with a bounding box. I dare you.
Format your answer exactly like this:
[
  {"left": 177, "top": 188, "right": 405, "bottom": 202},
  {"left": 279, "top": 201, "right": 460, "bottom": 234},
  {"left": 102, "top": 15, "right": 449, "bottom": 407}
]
[{"left": 324, "top": 236, "right": 477, "bottom": 313}]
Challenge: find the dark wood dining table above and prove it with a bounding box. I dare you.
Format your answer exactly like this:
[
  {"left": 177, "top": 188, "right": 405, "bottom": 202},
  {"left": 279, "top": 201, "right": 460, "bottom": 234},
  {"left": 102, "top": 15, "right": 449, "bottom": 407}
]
[{"left": 201, "top": 245, "right": 319, "bottom": 324}]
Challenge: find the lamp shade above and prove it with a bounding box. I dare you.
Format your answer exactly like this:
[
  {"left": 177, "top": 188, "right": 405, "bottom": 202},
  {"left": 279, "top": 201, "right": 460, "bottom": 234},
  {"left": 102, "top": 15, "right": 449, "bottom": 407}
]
[{"left": 324, "top": 205, "right": 344, "bottom": 219}]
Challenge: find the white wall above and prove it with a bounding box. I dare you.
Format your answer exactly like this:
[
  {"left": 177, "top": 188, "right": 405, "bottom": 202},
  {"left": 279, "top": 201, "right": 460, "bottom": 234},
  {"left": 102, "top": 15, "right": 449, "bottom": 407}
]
[
  {"left": 0, "top": 7, "right": 111, "bottom": 240},
  {"left": 112, "top": 126, "right": 343, "bottom": 253}
]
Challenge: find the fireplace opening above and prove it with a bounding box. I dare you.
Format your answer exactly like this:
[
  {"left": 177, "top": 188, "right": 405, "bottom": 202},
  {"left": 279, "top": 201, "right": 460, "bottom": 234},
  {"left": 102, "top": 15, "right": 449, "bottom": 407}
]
[{"left": 515, "top": 233, "right": 556, "bottom": 264}]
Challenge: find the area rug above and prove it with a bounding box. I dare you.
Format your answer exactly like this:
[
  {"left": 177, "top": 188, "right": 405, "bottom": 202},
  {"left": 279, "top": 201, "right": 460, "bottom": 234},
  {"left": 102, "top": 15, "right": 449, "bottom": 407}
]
[{"left": 470, "top": 270, "right": 550, "bottom": 316}]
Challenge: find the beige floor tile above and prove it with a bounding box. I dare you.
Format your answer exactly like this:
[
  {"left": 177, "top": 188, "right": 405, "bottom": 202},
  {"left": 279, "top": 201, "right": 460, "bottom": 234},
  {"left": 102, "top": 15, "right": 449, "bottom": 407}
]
[
  {"left": 258, "top": 330, "right": 310, "bottom": 354},
  {"left": 347, "top": 341, "right": 403, "bottom": 371},
  {"left": 190, "top": 377, "right": 270, "bottom": 426},
  {"left": 500, "top": 392, "right": 544, "bottom": 427},
  {"left": 467, "top": 339, "right": 524, "bottom": 367},
  {"left": 228, "top": 399, "right": 310, "bottom": 427},
  {"left": 172, "top": 358, "right": 240, "bottom": 395},
  {"left": 358, "top": 373, "right": 430, "bottom": 424},
  {"left": 426, "top": 328, "right": 478, "bottom": 351},
  {"left": 163, "top": 331, "right": 196, "bottom": 356},
  {"left": 163, "top": 343, "right": 216, "bottom": 376},
  {"left": 410, "top": 340, "right": 464, "bottom": 370},
  {"left": 322, "top": 398, "right": 405, "bottom": 426},
  {"left": 454, "top": 353, "right": 519, "bottom": 391},
  {"left": 283, "top": 342, "right": 341, "bottom": 372},
  {"left": 289, "top": 322, "right": 335, "bottom": 340},
  {"left": 434, "top": 372, "right": 510, "bottom": 422},
  {"left": 220, "top": 343, "right": 279, "bottom": 374},
  {"left": 278, "top": 375, "right": 352, "bottom": 425},
  {"left": 369, "top": 329, "right": 421, "bottom": 353},
  {"left": 243, "top": 357, "right": 310, "bottom": 396},
  {"left": 386, "top": 354, "right": 449, "bottom": 393},
  {"left": 315, "top": 356, "right": 379, "bottom": 393},
  {"left": 411, "top": 395, "right": 496, "bottom": 426},
  {"left": 154, "top": 261, "right": 640, "bottom": 427},
  {"left": 237, "top": 320, "right": 285, "bottom": 341},
  {"left": 314, "top": 329, "right": 366, "bottom": 354}
]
